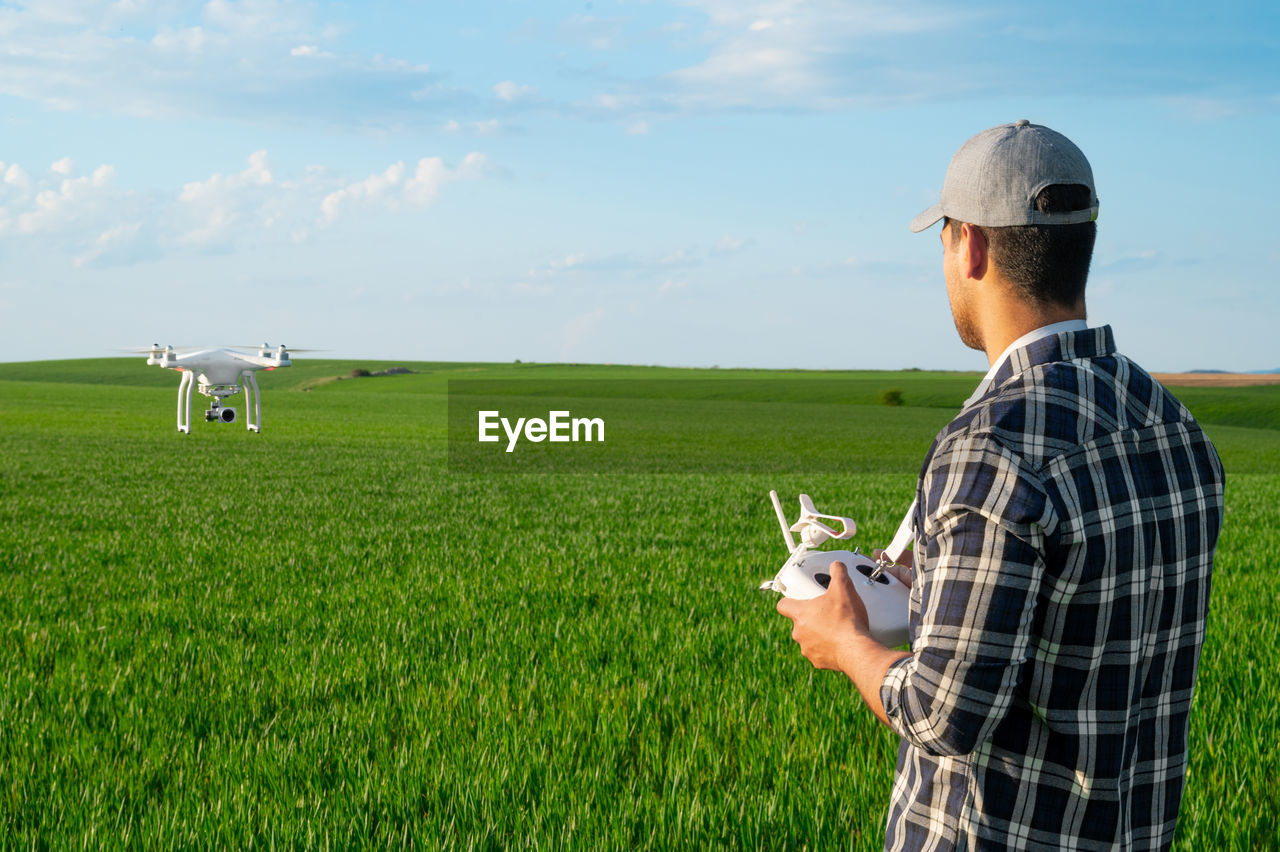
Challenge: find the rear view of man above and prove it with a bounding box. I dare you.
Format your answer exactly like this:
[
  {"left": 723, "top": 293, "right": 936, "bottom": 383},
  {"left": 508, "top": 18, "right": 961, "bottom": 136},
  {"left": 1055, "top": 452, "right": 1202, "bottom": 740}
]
[{"left": 777, "top": 121, "right": 1225, "bottom": 850}]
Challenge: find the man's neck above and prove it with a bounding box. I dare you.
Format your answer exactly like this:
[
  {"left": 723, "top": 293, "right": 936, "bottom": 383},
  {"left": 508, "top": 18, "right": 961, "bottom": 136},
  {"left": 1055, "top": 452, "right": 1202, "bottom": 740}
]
[{"left": 980, "top": 299, "right": 1087, "bottom": 367}]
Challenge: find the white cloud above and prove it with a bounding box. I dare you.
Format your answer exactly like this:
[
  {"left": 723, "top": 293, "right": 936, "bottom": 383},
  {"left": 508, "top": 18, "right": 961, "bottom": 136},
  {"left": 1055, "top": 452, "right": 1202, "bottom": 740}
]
[
  {"left": 457, "top": 152, "right": 489, "bottom": 177},
  {"left": 0, "top": 156, "right": 147, "bottom": 268},
  {"left": 494, "top": 80, "right": 537, "bottom": 102},
  {"left": 625, "top": 120, "right": 650, "bottom": 135},
  {"left": 14, "top": 164, "right": 116, "bottom": 236},
  {"left": 320, "top": 161, "right": 405, "bottom": 224},
  {"left": 640, "top": 1, "right": 1265, "bottom": 115},
  {"left": 181, "top": 150, "right": 273, "bottom": 202},
  {"left": 715, "top": 234, "right": 744, "bottom": 253},
  {"left": 402, "top": 158, "right": 444, "bottom": 206},
  {"left": 151, "top": 26, "right": 215, "bottom": 54},
  {"left": 0, "top": 2, "right": 440, "bottom": 127},
  {"left": 290, "top": 44, "right": 333, "bottom": 58},
  {"left": 178, "top": 150, "right": 274, "bottom": 244},
  {"left": 203, "top": 0, "right": 314, "bottom": 38},
  {"left": 577, "top": 0, "right": 965, "bottom": 113},
  {"left": 74, "top": 221, "right": 141, "bottom": 268},
  {"left": 528, "top": 252, "right": 588, "bottom": 279},
  {"left": 5, "top": 164, "right": 31, "bottom": 188},
  {"left": 320, "top": 152, "right": 488, "bottom": 225},
  {"left": 669, "top": 42, "right": 823, "bottom": 107},
  {"left": 0, "top": 147, "right": 491, "bottom": 265},
  {"left": 443, "top": 118, "right": 502, "bottom": 136}
]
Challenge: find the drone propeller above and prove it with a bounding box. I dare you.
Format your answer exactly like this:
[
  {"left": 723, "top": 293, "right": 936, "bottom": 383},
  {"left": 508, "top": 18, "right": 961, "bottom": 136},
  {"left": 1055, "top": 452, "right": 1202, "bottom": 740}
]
[
  {"left": 116, "top": 344, "right": 198, "bottom": 354},
  {"left": 222, "top": 344, "right": 327, "bottom": 353}
]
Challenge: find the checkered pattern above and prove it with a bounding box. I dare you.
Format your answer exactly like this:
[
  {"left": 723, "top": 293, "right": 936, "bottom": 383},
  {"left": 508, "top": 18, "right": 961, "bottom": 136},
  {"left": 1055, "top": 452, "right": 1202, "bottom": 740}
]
[{"left": 879, "top": 326, "right": 1224, "bottom": 851}]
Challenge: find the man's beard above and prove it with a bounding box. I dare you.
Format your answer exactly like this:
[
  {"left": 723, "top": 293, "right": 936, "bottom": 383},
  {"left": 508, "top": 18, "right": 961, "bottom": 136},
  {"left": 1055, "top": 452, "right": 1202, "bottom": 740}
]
[{"left": 950, "top": 299, "right": 984, "bottom": 352}]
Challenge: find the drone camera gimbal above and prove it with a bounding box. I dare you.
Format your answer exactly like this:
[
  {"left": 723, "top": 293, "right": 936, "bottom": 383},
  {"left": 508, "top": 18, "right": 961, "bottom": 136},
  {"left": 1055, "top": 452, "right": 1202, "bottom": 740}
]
[{"left": 205, "top": 403, "right": 237, "bottom": 423}]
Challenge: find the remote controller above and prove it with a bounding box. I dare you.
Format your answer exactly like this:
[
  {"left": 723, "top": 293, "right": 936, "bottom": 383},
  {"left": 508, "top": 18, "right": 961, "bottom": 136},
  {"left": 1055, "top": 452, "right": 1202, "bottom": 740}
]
[{"left": 761, "top": 491, "right": 911, "bottom": 647}]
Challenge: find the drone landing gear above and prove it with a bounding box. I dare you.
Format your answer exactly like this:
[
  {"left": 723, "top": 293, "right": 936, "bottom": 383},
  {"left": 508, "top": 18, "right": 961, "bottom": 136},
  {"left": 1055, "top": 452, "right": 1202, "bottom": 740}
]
[
  {"left": 177, "top": 369, "right": 194, "bottom": 434},
  {"left": 175, "top": 369, "right": 263, "bottom": 433},
  {"left": 242, "top": 370, "right": 261, "bottom": 433}
]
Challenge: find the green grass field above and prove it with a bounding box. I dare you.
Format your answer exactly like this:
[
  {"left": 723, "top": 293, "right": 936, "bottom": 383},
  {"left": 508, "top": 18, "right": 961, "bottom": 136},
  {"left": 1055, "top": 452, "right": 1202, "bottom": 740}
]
[{"left": 1, "top": 359, "right": 1277, "bottom": 850}]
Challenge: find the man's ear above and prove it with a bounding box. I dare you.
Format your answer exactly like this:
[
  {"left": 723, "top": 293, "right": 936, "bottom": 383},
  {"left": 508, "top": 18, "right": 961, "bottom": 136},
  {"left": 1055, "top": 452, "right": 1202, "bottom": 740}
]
[{"left": 960, "top": 223, "right": 988, "bottom": 280}]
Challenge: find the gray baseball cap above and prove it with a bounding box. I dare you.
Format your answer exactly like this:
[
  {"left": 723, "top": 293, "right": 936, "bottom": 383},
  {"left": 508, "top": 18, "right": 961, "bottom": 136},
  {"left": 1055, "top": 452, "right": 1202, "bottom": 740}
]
[{"left": 909, "top": 120, "right": 1099, "bottom": 233}]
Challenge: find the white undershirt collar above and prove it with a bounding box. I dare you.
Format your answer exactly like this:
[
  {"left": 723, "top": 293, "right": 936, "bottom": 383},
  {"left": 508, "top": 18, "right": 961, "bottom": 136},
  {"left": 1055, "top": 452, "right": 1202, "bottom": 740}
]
[{"left": 961, "top": 319, "right": 1089, "bottom": 410}]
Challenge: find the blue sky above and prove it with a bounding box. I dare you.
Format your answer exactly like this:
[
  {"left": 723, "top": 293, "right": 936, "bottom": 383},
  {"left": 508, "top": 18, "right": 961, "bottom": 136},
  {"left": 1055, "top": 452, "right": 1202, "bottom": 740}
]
[{"left": 1, "top": 0, "right": 1277, "bottom": 371}]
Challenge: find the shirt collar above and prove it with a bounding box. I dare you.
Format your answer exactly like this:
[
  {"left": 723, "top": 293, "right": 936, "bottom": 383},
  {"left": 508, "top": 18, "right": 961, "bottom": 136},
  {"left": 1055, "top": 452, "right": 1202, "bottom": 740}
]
[{"left": 962, "top": 320, "right": 1090, "bottom": 410}]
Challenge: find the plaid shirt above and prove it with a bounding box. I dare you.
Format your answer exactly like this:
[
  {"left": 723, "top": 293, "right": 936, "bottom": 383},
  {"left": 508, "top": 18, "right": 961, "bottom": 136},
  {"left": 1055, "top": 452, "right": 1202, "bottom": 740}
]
[{"left": 879, "top": 326, "right": 1224, "bottom": 851}]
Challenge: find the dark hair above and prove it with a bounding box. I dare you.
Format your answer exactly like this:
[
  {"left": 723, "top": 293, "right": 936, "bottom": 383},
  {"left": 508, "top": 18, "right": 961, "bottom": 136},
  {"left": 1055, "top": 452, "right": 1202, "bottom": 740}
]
[{"left": 945, "top": 184, "right": 1096, "bottom": 308}]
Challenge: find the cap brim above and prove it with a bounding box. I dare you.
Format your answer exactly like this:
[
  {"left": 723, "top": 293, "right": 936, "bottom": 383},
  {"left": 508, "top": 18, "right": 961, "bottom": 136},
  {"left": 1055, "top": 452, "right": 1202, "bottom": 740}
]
[{"left": 909, "top": 203, "right": 944, "bottom": 233}]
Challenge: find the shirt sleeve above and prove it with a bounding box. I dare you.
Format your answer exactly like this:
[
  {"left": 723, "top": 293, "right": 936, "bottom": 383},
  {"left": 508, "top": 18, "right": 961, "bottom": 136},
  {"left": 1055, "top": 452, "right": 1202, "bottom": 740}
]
[{"left": 880, "top": 431, "right": 1055, "bottom": 756}]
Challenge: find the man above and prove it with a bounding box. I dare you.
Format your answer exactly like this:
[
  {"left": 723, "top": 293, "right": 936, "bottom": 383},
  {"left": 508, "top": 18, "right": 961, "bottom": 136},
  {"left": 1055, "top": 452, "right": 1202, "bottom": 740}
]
[{"left": 777, "top": 121, "right": 1225, "bottom": 851}]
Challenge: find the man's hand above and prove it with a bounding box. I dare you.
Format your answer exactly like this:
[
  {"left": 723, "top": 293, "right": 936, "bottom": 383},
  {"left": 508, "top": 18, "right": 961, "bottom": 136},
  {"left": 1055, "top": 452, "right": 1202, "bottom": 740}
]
[
  {"left": 775, "top": 560, "right": 911, "bottom": 727},
  {"left": 775, "top": 561, "right": 869, "bottom": 671},
  {"left": 873, "top": 548, "right": 914, "bottom": 589}
]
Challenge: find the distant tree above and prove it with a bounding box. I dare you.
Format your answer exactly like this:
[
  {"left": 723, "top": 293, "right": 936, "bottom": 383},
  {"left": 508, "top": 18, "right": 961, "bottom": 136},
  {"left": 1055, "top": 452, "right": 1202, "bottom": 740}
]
[
  {"left": 879, "top": 388, "right": 904, "bottom": 407},
  {"left": 350, "top": 368, "right": 371, "bottom": 378}
]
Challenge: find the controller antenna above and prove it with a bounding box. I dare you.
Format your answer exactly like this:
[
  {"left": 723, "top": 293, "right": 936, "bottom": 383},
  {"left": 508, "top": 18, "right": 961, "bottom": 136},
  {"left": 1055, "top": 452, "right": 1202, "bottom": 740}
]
[{"left": 770, "top": 490, "right": 798, "bottom": 554}]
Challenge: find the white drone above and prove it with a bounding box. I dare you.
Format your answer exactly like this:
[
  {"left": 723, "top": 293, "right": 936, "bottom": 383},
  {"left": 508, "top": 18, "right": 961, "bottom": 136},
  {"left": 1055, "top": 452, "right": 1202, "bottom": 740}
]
[{"left": 141, "top": 343, "right": 295, "bottom": 433}]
